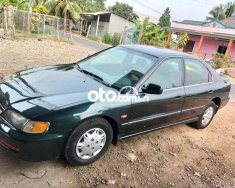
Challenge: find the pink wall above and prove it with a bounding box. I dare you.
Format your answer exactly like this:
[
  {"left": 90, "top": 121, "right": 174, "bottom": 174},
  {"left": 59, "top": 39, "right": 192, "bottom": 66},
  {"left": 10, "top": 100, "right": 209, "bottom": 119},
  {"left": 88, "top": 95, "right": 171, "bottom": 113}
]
[{"left": 182, "top": 36, "right": 235, "bottom": 61}]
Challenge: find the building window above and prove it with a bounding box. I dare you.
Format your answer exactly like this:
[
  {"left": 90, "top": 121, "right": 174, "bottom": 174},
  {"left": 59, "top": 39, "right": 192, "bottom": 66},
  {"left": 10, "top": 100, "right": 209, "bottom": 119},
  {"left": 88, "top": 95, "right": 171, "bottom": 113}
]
[
  {"left": 217, "top": 45, "right": 227, "bottom": 54},
  {"left": 183, "top": 40, "right": 195, "bottom": 53}
]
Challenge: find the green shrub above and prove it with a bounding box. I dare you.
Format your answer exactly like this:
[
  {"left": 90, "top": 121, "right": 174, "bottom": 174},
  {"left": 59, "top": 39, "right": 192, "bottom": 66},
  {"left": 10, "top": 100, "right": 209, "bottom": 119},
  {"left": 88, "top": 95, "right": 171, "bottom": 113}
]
[
  {"left": 111, "top": 32, "right": 121, "bottom": 46},
  {"left": 211, "top": 52, "right": 234, "bottom": 74},
  {"left": 33, "top": 5, "right": 49, "bottom": 15},
  {"left": 102, "top": 32, "right": 112, "bottom": 44},
  {"left": 211, "top": 53, "right": 224, "bottom": 69}
]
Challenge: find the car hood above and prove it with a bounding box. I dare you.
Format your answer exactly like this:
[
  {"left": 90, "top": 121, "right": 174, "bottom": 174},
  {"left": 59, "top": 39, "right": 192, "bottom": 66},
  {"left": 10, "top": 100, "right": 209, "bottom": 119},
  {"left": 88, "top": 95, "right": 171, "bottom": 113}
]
[{"left": 0, "top": 64, "right": 110, "bottom": 117}]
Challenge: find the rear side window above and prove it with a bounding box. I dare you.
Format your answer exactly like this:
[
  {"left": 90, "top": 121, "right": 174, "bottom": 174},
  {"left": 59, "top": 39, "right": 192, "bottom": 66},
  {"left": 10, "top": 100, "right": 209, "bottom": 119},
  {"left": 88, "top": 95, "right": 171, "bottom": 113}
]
[{"left": 185, "top": 59, "right": 212, "bottom": 86}]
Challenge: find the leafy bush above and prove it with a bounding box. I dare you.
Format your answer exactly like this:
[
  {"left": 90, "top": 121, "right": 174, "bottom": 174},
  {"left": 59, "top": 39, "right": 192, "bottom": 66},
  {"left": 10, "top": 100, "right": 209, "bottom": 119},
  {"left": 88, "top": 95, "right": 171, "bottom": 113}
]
[
  {"left": 102, "top": 32, "right": 112, "bottom": 44},
  {"left": 33, "top": 5, "right": 49, "bottom": 15},
  {"left": 111, "top": 32, "right": 121, "bottom": 46},
  {"left": 135, "top": 17, "right": 168, "bottom": 47},
  {"left": 142, "top": 25, "right": 168, "bottom": 47},
  {"left": 102, "top": 32, "right": 121, "bottom": 46},
  {"left": 211, "top": 53, "right": 234, "bottom": 74}
]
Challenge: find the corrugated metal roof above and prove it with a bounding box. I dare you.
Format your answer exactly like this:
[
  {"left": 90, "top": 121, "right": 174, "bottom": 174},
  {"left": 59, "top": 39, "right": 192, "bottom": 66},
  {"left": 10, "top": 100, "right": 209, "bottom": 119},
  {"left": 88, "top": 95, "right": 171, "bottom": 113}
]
[
  {"left": 82, "top": 11, "right": 112, "bottom": 16},
  {"left": 180, "top": 20, "right": 206, "bottom": 26},
  {"left": 221, "top": 16, "right": 235, "bottom": 28}
]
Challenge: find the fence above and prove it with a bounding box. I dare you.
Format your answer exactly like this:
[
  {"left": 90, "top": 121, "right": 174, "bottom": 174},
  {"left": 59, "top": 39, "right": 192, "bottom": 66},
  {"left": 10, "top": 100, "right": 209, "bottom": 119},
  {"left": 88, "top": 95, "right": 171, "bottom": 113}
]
[
  {"left": 0, "top": 7, "right": 73, "bottom": 41},
  {"left": 0, "top": 7, "right": 142, "bottom": 45}
]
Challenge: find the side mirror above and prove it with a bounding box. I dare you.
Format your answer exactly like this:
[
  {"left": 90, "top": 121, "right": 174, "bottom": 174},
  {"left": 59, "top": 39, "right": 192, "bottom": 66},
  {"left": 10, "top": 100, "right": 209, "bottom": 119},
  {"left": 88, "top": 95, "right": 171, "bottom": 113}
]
[{"left": 141, "top": 83, "right": 163, "bottom": 95}]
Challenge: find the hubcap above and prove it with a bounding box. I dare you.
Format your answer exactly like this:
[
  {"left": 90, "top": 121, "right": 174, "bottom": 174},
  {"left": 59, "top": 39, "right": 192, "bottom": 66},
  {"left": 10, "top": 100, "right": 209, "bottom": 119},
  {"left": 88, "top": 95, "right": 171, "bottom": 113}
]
[
  {"left": 202, "top": 107, "right": 214, "bottom": 126},
  {"left": 76, "top": 128, "right": 106, "bottom": 159}
]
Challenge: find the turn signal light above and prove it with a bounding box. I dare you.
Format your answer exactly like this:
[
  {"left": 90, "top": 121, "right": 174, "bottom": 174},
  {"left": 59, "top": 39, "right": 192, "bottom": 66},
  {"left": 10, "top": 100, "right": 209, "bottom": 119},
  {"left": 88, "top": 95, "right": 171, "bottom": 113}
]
[{"left": 31, "top": 122, "right": 49, "bottom": 133}]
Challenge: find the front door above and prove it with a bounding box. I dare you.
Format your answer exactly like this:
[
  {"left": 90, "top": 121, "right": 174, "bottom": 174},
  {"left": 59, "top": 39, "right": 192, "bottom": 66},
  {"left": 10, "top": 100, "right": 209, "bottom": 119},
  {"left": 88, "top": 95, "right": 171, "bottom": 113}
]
[{"left": 124, "top": 57, "right": 185, "bottom": 134}]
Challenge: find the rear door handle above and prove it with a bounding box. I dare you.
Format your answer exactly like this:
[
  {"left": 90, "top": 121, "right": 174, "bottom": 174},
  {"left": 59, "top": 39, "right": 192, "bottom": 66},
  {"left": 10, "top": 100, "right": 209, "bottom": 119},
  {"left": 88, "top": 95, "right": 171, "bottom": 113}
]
[
  {"left": 175, "top": 96, "right": 183, "bottom": 99},
  {"left": 208, "top": 90, "right": 214, "bottom": 93}
]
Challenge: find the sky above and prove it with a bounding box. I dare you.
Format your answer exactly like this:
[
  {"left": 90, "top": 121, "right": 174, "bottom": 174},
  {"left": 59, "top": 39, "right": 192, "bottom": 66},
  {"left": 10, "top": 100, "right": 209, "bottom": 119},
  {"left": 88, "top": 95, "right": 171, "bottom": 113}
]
[{"left": 106, "top": 0, "right": 233, "bottom": 21}]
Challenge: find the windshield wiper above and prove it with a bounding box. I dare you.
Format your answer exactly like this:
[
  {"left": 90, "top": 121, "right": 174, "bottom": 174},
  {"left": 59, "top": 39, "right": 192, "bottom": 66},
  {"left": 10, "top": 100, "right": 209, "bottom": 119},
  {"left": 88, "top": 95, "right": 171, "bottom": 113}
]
[{"left": 76, "top": 65, "right": 112, "bottom": 87}]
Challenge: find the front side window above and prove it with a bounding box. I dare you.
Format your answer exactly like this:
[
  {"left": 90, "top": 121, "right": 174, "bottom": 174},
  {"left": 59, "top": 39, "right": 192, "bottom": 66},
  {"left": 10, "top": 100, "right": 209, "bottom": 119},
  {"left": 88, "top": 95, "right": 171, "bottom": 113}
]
[
  {"left": 144, "top": 58, "right": 183, "bottom": 90},
  {"left": 185, "top": 59, "right": 212, "bottom": 86},
  {"left": 78, "top": 47, "right": 156, "bottom": 90}
]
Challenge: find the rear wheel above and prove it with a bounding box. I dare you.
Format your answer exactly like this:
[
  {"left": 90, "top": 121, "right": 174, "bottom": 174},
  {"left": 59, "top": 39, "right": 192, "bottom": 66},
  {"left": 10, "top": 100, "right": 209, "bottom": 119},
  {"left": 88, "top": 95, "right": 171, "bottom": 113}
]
[
  {"left": 192, "top": 102, "right": 217, "bottom": 129},
  {"left": 64, "top": 118, "right": 113, "bottom": 166}
]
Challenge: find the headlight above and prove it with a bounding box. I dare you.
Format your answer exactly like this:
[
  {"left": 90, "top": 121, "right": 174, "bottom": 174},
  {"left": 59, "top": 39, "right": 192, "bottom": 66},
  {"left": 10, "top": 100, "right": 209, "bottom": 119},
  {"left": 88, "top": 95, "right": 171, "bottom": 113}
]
[
  {"left": 2, "top": 110, "right": 49, "bottom": 134},
  {"left": 2, "top": 110, "right": 28, "bottom": 129}
]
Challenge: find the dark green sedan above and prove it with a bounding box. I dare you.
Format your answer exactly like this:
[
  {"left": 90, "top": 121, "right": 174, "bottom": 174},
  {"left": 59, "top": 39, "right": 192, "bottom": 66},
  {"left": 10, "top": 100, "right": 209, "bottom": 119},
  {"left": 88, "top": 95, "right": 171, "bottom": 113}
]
[{"left": 0, "top": 45, "right": 230, "bottom": 165}]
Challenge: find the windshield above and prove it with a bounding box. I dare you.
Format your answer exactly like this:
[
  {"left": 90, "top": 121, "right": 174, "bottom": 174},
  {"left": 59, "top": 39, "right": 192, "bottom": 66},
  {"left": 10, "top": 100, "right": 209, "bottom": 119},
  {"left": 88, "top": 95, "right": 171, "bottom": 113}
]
[{"left": 78, "top": 47, "right": 157, "bottom": 90}]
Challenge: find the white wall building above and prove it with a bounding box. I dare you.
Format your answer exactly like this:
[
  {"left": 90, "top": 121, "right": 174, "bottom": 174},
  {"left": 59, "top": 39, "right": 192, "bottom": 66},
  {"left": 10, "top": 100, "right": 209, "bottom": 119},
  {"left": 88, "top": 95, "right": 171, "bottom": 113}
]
[{"left": 82, "top": 11, "right": 135, "bottom": 37}]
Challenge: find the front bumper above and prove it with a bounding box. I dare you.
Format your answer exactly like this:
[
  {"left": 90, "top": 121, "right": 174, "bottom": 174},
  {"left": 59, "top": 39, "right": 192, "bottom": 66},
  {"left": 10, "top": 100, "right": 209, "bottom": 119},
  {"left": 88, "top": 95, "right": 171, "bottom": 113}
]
[{"left": 0, "top": 116, "right": 66, "bottom": 162}]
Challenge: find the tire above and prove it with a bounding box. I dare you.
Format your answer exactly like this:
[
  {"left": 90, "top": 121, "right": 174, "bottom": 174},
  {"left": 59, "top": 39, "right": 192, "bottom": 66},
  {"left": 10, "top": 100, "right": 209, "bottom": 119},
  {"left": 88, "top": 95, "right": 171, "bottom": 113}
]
[
  {"left": 192, "top": 101, "right": 217, "bottom": 129},
  {"left": 64, "top": 118, "right": 113, "bottom": 166}
]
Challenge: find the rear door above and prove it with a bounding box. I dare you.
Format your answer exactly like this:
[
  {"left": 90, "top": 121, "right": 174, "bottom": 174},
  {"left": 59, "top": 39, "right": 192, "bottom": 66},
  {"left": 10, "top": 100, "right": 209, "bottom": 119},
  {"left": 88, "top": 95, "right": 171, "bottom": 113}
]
[
  {"left": 180, "top": 58, "right": 214, "bottom": 121},
  {"left": 123, "top": 57, "right": 185, "bottom": 134}
]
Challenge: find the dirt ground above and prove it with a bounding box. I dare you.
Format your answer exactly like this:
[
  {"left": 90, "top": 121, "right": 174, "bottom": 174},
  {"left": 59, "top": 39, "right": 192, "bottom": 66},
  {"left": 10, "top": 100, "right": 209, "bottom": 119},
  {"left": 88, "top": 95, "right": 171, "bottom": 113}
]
[{"left": 0, "top": 37, "right": 235, "bottom": 188}]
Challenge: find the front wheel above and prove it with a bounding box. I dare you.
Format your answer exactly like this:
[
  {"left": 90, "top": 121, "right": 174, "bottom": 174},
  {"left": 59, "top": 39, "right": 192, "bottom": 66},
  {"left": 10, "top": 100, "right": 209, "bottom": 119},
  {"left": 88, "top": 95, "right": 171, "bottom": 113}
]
[
  {"left": 64, "top": 118, "right": 113, "bottom": 166},
  {"left": 192, "top": 102, "right": 217, "bottom": 129}
]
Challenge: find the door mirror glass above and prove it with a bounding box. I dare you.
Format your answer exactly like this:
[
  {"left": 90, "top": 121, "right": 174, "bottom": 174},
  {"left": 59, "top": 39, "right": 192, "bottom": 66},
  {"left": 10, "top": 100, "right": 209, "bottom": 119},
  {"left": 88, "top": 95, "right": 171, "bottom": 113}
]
[{"left": 142, "top": 83, "right": 163, "bottom": 95}]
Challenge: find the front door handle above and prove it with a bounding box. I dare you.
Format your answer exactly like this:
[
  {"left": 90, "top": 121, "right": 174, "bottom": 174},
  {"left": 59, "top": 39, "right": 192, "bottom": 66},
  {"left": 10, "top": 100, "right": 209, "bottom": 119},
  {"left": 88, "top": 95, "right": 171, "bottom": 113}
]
[{"left": 208, "top": 90, "right": 214, "bottom": 94}]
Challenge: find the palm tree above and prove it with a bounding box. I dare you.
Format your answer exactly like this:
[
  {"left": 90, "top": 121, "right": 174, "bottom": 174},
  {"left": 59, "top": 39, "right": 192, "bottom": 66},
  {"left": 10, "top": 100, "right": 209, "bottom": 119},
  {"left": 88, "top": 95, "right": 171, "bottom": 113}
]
[
  {"left": 225, "top": 2, "right": 235, "bottom": 18},
  {"left": 52, "top": 0, "right": 82, "bottom": 24},
  {"left": 206, "top": 4, "right": 226, "bottom": 21},
  {"left": 206, "top": 2, "right": 235, "bottom": 21},
  {"left": 44, "top": 0, "right": 57, "bottom": 12}
]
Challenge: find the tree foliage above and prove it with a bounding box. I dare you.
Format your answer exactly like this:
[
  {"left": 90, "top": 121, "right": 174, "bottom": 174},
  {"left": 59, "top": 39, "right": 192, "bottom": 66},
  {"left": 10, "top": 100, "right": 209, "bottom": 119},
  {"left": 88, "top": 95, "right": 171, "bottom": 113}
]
[
  {"left": 109, "top": 2, "right": 138, "bottom": 21},
  {"left": 206, "top": 2, "right": 235, "bottom": 21},
  {"left": 75, "top": 0, "right": 106, "bottom": 12},
  {"left": 0, "top": 0, "right": 29, "bottom": 10},
  {"left": 158, "top": 7, "right": 171, "bottom": 28}
]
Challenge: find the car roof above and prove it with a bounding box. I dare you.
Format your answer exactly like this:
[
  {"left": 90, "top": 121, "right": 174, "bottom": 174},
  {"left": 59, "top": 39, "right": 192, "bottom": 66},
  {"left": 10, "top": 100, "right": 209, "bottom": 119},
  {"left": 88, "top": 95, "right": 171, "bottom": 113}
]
[{"left": 120, "top": 44, "right": 196, "bottom": 59}]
